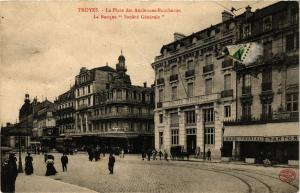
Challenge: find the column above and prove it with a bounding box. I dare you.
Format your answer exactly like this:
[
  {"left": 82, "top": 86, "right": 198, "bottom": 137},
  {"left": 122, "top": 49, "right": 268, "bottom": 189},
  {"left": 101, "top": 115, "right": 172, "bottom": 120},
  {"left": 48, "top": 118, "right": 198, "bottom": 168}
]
[
  {"left": 85, "top": 114, "right": 88, "bottom": 133},
  {"left": 178, "top": 108, "right": 186, "bottom": 150},
  {"left": 80, "top": 115, "right": 83, "bottom": 133},
  {"left": 196, "top": 105, "right": 204, "bottom": 155},
  {"left": 164, "top": 110, "right": 171, "bottom": 153},
  {"left": 214, "top": 102, "right": 222, "bottom": 159}
]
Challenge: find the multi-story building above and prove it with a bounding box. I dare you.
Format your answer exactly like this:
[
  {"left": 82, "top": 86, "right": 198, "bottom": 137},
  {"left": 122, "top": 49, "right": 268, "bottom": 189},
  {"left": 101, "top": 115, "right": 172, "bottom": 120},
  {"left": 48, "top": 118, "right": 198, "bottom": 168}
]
[
  {"left": 55, "top": 87, "right": 76, "bottom": 136},
  {"left": 74, "top": 65, "right": 118, "bottom": 135},
  {"left": 152, "top": 10, "right": 239, "bottom": 159},
  {"left": 90, "top": 53, "right": 155, "bottom": 153},
  {"left": 223, "top": 2, "right": 299, "bottom": 164}
]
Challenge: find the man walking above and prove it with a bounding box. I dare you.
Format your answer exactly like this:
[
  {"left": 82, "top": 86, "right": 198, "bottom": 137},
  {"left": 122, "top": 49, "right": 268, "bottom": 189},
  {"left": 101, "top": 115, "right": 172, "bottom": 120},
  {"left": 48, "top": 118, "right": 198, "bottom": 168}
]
[
  {"left": 1, "top": 153, "right": 18, "bottom": 193},
  {"left": 61, "top": 153, "right": 68, "bottom": 172},
  {"left": 108, "top": 153, "right": 115, "bottom": 174},
  {"left": 207, "top": 149, "right": 211, "bottom": 161}
]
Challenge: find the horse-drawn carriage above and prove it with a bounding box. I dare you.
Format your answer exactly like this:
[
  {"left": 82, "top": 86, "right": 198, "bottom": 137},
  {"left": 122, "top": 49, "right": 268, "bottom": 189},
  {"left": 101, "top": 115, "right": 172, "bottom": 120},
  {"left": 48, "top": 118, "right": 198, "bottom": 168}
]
[{"left": 170, "top": 146, "right": 190, "bottom": 160}]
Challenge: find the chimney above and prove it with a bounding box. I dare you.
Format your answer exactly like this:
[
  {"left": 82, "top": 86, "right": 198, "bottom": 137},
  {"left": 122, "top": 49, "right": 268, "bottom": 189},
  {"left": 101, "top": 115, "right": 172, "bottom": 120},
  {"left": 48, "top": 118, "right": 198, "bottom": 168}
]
[
  {"left": 143, "top": 82, "right": 147, "bottom": 88},
  {"left": 222, "top": 11, "right": 233, "bottom": 22},
  {"left": 174, "top": 32, "right": 186, "bottom": 41}
]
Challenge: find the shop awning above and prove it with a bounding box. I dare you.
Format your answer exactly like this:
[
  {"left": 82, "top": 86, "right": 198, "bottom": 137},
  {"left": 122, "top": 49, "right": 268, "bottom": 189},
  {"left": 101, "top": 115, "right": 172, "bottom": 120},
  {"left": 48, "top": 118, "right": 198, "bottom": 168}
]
[{"left": 224, "top": 122, "right": 299, "bottom": 142}]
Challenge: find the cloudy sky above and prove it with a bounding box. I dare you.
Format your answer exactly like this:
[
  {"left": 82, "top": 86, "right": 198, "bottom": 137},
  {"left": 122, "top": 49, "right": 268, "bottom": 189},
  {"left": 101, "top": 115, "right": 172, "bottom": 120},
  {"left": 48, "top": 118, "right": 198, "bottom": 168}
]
[{"left": 0, "top": 1, "right": 276, "bottom": 125}]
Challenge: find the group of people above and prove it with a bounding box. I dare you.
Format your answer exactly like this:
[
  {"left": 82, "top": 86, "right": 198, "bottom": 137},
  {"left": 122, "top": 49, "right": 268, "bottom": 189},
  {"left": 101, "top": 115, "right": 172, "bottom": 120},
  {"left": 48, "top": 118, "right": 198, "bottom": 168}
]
[
  {"left": 142, "top": 148, "right": 169, "bottom": 161},
  {"left": 87, "top": 147, "right": 103, "bottom": 162}
]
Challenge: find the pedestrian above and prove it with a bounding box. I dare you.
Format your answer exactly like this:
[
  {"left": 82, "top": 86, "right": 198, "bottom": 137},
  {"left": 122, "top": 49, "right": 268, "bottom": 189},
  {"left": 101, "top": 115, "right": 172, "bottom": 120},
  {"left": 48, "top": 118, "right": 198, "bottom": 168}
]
[
  {"left": 142, "top": 151, "right": 146, "bottom": 160},
  {"left": 37, "top": 146, "right": 41, "bottom": 155},
  {"left": 25, "top": 153, "right": 33, "bottom": 175},
  {"left": 61, "top": 153, "right": 68, "bottom": 172},
  {"left": 87, "top": 148, "right": 93, "bottom": 162},
  {"left": 147, "top": 149, "right": 151, "bottom": 161},
  {"left": 1, "top": 153, "right": 18, "bottom": 193},
  {"left": 207, "top": 149, "right": 211, "bottom": 161},
  {"left": 120, "top": 149, "right": 124, "bottom": 158},
  {"left": 45, "top": 155, "right": 57, "bottom": 176},
  {"left": 108, "top": 153, "right": 115, "bottom": 174},
  {"left": 44, "top": 153, "right": 48, "bottom": 163},
  {"left": 164, "top": 150, "right": 169, "bottom": 162},
  {"left": 159, "top": 150, "right": 163, "bottom": 160},
  {"left": 152, "top": 149, "right": 157, "bottom": 160}
]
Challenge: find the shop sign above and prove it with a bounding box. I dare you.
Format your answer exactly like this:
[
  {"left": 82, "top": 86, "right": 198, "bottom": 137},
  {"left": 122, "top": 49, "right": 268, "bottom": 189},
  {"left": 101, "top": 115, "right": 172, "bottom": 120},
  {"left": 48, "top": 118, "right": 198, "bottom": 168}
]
[{"left": 224, "top": 135, "right": 299, "bottom": 142}]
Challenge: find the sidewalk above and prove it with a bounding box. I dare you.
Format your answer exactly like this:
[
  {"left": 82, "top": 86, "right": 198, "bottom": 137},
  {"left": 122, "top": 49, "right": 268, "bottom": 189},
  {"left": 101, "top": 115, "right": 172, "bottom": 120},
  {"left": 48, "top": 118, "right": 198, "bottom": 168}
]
[
  {"left": 173, "top": 157, "right": 299, "bottom": 168},
  {"left": 16, "top": 173, "right": 98, "bottom": 193}
]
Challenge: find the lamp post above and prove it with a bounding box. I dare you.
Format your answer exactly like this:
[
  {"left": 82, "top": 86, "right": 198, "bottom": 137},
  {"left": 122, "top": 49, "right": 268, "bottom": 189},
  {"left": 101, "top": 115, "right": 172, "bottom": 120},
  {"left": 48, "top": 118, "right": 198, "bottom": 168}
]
[{"left": 18, "top": 135, "right": 23, "bottom": 173}]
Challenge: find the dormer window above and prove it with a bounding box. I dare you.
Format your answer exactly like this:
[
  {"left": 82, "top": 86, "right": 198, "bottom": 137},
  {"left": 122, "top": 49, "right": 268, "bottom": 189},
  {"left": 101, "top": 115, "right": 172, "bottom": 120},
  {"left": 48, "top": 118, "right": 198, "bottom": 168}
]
[
  {"left": 171, "top": 65, "right": 177, "bottom": 75},
  {"left": 229, "top": 22, "right": 235, "bottom": 30},
  {"left": 176, "top": 44, "right": 180, "bottom": 50},
  {"left": 163, "top": 49, "right": 167, "bottom": 55},
  {"left": 192, "top": 37, "right": 197, "bottom": 44},
  {"left": 243, "top": 24, "right": 251, "bottom": 38},
  {"left": 210, "top": 30, "right": 215, "bottom": 37},
  {"left": 263, "top": 16, "right": 272, "bottom": 32}
]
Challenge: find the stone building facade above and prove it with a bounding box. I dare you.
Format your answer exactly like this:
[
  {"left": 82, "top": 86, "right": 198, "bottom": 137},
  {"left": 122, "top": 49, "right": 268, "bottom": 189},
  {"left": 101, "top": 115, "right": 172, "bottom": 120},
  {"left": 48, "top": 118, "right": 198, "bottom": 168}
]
[
  {"left": 152, "top": 10, "right": 239, "bottom": 159},
  {"left": 223, "top": 2, "right": 299, "bottom": 164}
]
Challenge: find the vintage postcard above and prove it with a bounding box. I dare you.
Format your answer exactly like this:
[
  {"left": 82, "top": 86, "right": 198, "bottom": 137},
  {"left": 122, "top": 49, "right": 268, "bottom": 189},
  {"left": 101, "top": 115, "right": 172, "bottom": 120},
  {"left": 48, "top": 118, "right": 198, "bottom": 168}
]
[{"left": 0, "top": 1, "right": 299, "bottom": 193}]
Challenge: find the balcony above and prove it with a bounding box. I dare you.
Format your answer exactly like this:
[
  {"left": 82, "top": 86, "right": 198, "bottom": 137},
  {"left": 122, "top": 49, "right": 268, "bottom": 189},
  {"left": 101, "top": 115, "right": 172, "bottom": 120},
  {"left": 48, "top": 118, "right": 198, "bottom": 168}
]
[
  {"left": 163, "top": 93, "right": 220, "bottom": 109},
  {"left": 221, "top": 89, "right": 233, "bottom": 98},
  {"left": 242, "top": 86, "right": 251, "bottom": 95},
  {"left": 169, "top": 74, "right": 178, "bottom": 82},
  {"left": 156, "top": 78, "right": 165, "bottom": 85},
  {"left": 77, "top": 104, "right": 88, "bottom": 110},
  {"left": 224, "top": 111, "right": 298, "bottom": 126},
  {"left": 222, "top": 60, "right": 233, "bottom": 68},
  {"left": 157, "top": 102, "right": 163, "bottom": 108},
  {"left": 261, "top": 82, "right": 272, "bottom": 91},
  {"left": 185, "top": 70, "right": 195, "bottom": 78},
  {"left": 90, "top": 112, "right": 153, "bottom": 121},
  {"left": 203, "top": 64, "right": 214, "bottom": 73}
]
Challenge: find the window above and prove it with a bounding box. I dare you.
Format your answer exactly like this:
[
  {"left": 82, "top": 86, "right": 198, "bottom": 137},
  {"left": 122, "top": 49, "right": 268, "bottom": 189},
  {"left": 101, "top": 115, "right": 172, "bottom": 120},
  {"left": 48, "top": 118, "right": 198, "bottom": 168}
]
[
  {"left": 171, "top": 65, "right": 177, "bottom": 75},
  {"left": 203, "top": 108, "right": 214, "bottom": 122},
  {"left": 77, "top": 89, "right": 80, "bottom": 97},
  {"left": 117, "top": 106, "right": 122, "bottom": 113},
  {"left": 88, "top": 85, "right": 91, "bottom": 93},
  {"left": 159, "top": 114, "right": 163, "bottom": 124},
  {"left": 171, "top": 129, "right": 179, "bottom": 145},
  {"left": 158, "top": 69, "right": 163, "bottom": 79},
  {"left": 88, "top": 97, "right": 91, "bottom": 106},
  {"left": 287, "top": 93, "right": 298, "bottom": 112},
  {"left": 263, "top": 16, "right": 272, "bottom": 32},
  {"left": 263, "top": 41, "right": 272, "bottom": 60},
  {"left": 159, "top": 132, "right": 164, "bottom": 147},
  {"left": 224, "top": 74, "right": 231, "bottom": 90},
  {"left": 204, "top": 127, "right": 215, "bottom": 145},
  {"left": 205, "top": 54, "right": 212, "bottom": 65},
  {"left": 117, "top": 90, "right": 122, "bottom": 99},
  {"left": 205, "top": 78, "right": 213, "bottom": 94},
  {"left": 224, "top": 106, "right": 231, "bottom": 118},
  {"left": 185, "top": 111, "right": 196, "bottom": 125},
  {"left": 186, "top": 128, "right": 196, "bottom": 135},
  {"left": 291, "top": 7, "right": 299, "bottom": 25},
  {"left": 262, "top": 102, "right": 272, "bottom": 120},
  {"left": 187, "top": 83, "right": 194, "bottom": 97},
  {"left": 286, "top": 34, "right": 295, "bottom": 51},
  {"left": 170, "top": 113, "right": 179, "bottom": 126},
  {"left": 171, "top": 86, "right": 177, "bottom": 100},
  {"left": 242, "top": 74, "right": 251, "bottom": 87},
  {"left": 242, "top": 104, "right": 251, "bottom": 120},
  {"left": 158, "top": 89, "right": 164, "bottom": 102},
  {"left": 187, "top": 60, "right": 194, "bottom": 70}
]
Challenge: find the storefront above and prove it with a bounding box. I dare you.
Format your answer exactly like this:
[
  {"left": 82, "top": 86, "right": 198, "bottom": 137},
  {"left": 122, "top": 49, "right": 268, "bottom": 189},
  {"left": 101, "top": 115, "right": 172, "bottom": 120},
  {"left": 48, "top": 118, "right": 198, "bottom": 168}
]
[{"left": 223, "top": 121, "right": 299, "bottom": 164}]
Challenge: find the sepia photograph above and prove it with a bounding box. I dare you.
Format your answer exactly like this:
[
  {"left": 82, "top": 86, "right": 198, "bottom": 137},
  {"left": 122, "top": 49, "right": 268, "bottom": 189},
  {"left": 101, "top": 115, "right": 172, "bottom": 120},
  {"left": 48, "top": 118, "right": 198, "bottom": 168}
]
[{"left": 0, "top": 1, "right": 299, "bottom": 193}]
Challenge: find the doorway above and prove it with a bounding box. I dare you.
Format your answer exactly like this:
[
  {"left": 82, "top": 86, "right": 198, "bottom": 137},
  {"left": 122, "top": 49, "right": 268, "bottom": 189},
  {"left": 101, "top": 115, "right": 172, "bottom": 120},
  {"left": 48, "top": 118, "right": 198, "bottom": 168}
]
[{"left": 186, "top": 135, "right": 196, "bottom": 154}]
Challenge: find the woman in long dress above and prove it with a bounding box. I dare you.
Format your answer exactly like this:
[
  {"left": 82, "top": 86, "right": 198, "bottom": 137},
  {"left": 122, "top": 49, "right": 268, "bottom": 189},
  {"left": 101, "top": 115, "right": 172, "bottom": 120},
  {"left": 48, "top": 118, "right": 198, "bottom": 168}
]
[
  {"left": 45, "top": 155, "right": 57, "bottom": 176},
  {"left": 25, "top": 153, "right": 33, "bottom": 175}
]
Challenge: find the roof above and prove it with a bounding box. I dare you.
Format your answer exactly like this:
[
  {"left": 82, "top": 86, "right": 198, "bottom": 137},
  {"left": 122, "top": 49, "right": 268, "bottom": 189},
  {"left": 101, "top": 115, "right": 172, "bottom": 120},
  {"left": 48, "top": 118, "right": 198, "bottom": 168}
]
[{"left": 92, "top": 65, "right": 116, "bottom": 72}]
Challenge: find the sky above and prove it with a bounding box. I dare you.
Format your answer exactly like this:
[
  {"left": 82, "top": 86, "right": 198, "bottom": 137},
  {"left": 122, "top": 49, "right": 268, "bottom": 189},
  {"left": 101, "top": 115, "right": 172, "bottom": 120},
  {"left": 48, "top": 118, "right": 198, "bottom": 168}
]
[{"left": 0, "top": 1, "right": 276, "bottom": 126}]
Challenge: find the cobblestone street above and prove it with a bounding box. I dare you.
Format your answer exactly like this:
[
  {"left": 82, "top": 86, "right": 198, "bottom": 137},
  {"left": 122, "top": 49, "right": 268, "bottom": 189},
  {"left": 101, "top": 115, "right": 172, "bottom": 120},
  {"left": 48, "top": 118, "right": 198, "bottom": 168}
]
[{"left": 16, "top": 153, "right": 299, "bottom": 193}]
